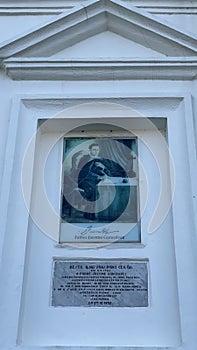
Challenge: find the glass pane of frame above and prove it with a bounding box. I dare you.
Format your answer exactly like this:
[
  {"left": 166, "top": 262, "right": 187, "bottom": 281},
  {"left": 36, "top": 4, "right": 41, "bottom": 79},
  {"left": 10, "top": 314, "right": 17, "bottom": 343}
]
[{"left": 60, "top": 136, "right": 140, "bottom": 244}]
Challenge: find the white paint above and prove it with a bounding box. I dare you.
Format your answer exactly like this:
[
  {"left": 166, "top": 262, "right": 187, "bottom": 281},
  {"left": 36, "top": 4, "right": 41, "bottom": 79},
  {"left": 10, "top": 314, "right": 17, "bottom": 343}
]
[
  {"left": 1, "top": 95, "right": 197, "bottom": 350},
  {"left": 51, "top": 31, "right": 165, "bottom": 58},
  {"left": 0, "top": 15, "right": 56, "bottom": 42},
  {"left": 154, "top": 14, "right": 197, "bottom": 38},
  {"left": 1, "top": 0, "right": 197, "bottom": 59},
  {"left": 19, "top": 110, "right": 180, "bottom": 346},
  {"left": 0, "top": 0, "right": 197, "bottom": 349}
]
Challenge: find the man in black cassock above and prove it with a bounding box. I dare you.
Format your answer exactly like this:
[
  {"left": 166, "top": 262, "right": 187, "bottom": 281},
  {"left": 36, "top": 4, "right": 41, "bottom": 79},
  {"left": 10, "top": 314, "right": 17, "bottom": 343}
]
[{"left": 77, "top": 143, "right": 127, "bottom": 220}]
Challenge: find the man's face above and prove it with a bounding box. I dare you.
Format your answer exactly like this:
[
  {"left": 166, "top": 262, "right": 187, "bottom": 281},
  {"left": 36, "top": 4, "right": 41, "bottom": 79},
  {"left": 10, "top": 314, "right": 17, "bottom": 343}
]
[{"left": 89, "top": 146, "right": 100, "bottom": 158}]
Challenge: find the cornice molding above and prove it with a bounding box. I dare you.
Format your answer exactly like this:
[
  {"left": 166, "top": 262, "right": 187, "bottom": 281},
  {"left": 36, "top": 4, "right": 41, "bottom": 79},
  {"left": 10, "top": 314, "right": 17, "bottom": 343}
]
[
  {"left": 139, "top": 6, "right": 197, "bottom": 15},
  {"left": 3, "top": 58, "right": 197, "bottom": 81},
  {"left": 0, "top": 1, "right": 74, "bottom": 15},
  {"left": 0, "top": 1, "right": 197, "bottom": 15}
]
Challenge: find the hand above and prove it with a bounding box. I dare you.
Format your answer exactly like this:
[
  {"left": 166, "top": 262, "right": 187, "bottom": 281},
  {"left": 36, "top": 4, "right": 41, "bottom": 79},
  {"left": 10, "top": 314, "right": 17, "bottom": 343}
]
[{"left": 99, "top": 174, "right": 107, "bottom": 181}]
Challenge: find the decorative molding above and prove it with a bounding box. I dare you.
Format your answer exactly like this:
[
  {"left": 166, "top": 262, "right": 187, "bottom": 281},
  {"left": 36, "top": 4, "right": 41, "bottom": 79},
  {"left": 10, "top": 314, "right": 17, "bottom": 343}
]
[
  {"left": 1, "top": 9, "right": 197, "bottom": 16},
  {"left": 131, "top": 0, "right": 197, "bottom": 14},
  {"left": 138, "top": 7, "right": 197, "bottom": 15},
  {"left": 1, "top": 0, "right": 197, "bottom": 60},
  {"left": 0, "top": 9, "right": 68, "bottom": 15},
  {"left": 0, "top": 0, "right": 197, "bottom": 15},
  {"left": 3, "top": 58, "right": 197, "bottom": 80},
  {"left": 0, "top": 1, "right": 74, "bottom": 15},
  {"left": 0, "top": 1, "right": 78, "bottom": 15},
  {"left": 1, "top": 0, "right": 197, "bottom": 81}
]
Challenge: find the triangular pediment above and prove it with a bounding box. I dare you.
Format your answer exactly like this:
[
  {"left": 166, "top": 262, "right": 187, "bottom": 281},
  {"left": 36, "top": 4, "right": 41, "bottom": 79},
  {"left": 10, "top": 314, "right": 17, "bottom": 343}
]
[
  {"left": 1, "top": 0, "right": 197, "bottom": 80},
  {"left": 1, "top": 0, "right": 197, "bottom": 59},
  {"left": 51, "top": 31, "right": 165, "bottom": 59}
]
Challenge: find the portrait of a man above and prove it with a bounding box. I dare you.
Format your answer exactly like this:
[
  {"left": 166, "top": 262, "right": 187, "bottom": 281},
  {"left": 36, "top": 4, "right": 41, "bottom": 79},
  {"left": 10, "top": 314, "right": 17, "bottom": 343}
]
[{"left": 61, "top": 137, "right": 138, "bottom": 224}]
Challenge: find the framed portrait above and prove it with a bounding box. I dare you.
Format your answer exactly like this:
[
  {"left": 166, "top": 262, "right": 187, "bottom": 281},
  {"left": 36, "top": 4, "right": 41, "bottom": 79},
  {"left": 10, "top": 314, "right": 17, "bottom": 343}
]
[{"left": 59, "top": 136, "right": 140, "bottom": 244}]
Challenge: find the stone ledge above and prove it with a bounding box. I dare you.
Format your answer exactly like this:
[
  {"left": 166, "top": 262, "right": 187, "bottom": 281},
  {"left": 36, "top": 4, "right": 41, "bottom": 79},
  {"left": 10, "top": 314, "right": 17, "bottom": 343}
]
[{"left": 3, "top": 58, "right": 197, "bottom": 80}]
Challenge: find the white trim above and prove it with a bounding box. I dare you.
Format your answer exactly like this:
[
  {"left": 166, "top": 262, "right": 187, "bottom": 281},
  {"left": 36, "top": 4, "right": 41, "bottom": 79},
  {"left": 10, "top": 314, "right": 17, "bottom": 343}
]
[
  {"left": 0, "top": 97, "right": 38, "bottom": 349},
  {"left": 144, "top": 8, "right": 197, "bottom": 14},
  {"left": 0, "top": 0, "right": 197, "bottom": 15},
  {"left": 1, "top": 92, "right": 197, "bottom": 349},
  {"left": 3, "top": 57, "right": 197, "bottom": 80},
  {"left": 0, "top": 97, "right": 21, "bottom": 263},
  {"left": 1, "top": 0, "right": 197, "bottom": 59},
  {"left": 183, "top": 94, "right": 197, "bottom": 237}
]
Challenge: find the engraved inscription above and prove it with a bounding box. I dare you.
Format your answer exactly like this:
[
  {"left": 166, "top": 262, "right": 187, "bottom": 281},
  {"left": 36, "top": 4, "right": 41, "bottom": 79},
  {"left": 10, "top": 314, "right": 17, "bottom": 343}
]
[{"left": 52, "top": 260, "right": 148, "bottom": 307}]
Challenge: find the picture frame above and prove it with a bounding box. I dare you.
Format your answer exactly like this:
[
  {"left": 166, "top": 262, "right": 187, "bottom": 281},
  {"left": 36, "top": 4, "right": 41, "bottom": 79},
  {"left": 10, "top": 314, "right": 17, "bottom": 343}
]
[{"left": 60, "top": 136, "right": 140, "bottom": 244}]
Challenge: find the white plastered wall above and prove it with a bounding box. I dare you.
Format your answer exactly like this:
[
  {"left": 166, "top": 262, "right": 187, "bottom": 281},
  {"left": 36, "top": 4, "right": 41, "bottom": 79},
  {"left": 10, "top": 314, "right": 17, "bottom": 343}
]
[
  {"left": 0, "top": 89, "right": 197, "bottom": 348},
  {"left": 0, "top": 3, "right": 197, "bottom": 348}
]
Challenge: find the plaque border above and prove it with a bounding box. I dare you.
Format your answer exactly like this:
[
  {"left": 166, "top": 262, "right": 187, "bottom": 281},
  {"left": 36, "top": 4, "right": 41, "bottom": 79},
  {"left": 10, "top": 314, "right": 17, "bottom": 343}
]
[{"left": 50, "top": 258, "right": 149, "bottom": 308}]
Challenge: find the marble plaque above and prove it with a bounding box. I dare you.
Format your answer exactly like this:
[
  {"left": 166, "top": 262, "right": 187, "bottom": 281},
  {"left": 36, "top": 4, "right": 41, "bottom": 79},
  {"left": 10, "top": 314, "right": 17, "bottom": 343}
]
[{"left": 52, "top": 260, "right": 148, "bottom": 307}]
